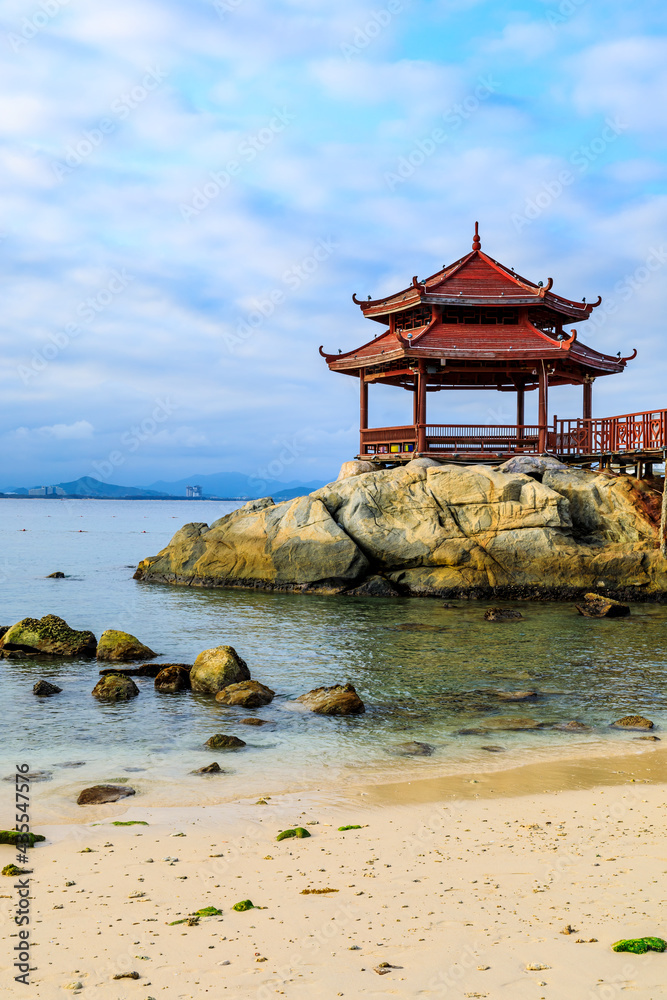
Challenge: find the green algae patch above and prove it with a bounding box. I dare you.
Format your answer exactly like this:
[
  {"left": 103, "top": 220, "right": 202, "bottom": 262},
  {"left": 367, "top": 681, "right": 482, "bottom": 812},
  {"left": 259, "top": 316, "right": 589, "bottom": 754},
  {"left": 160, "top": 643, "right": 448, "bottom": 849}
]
[
  {"left": 301, "top": 887, "right": 338, "bottom": 895},
  {"left": 111, "top": 821, "right": 149, "bottom": 826},
  {"left": 2, "top": 864, "right": 30, "bottom": 876},
  {"left": 0, "top": 830, "right": 46, "bottom": 848},
  {"left": 233, "top": 899, "right": 255, "bottom": 912},
  {"left": 194, "top": 906, "right": 222, "bottom": 917},
  {"left": 338, "top": 825, "right": 362, "bottom": 831},
  {"left": 276, "top": 827, "right": 311, "bottom": 841},
  {"left": 612, "top": 937, "right": 666, "bottom": 954}
]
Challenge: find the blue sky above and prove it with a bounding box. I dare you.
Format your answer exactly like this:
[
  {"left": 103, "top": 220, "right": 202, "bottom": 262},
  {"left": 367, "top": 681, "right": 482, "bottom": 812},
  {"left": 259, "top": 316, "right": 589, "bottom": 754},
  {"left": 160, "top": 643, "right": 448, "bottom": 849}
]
[{"left": 1, "top": 0, "right": 666, "bottom": 488}]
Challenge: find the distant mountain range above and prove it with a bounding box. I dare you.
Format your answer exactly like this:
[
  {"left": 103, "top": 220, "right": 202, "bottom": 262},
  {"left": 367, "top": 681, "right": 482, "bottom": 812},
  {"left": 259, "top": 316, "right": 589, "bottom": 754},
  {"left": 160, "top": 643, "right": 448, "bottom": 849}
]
[{"left": 2, "top": 472, "right": 328, "bottom": 501}]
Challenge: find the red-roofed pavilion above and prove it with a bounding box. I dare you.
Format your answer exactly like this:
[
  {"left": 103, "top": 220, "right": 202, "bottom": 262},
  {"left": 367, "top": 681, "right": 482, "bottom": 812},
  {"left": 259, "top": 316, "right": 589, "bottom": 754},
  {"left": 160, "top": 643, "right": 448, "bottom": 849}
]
[{"left": 320, "top": 224, "right": 637, "bottom": 462}]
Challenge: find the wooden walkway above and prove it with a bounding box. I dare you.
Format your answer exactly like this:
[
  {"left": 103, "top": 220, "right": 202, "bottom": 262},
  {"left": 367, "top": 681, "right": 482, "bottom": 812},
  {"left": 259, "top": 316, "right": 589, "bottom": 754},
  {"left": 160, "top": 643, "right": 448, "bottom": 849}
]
[{"left": 359, "top": 407, "right": 667, "bottom": 470}]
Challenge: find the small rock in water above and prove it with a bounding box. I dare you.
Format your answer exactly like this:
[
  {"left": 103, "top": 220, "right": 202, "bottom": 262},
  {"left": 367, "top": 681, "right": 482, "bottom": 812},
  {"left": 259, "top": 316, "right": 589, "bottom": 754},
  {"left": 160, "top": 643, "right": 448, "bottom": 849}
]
[
  {"left": 239, "top": 717, "right": 270, "bottom": 726},
  {"left": 154, "top": 664, "right": 191, "bottom": 693},
  {"left": 553, "top": 720, "right": 590, "bottom": 731},
  {"left": 192, "top": 762, "right": 224, "bottom": 774},
  {"left": 634, "top": 734, "right": 660, "bottom": 741},
  {"left": 46, "top": 571, "right": 65, "bottom": 578},
  {"left": 190, "top": 645, "right": 250, "bottom": 695},
  {"left": 215, "top": 680, "right": 275, "bottom": 708},
  {"left": 484, "top": 608, "right": 523, "bottom": 621},
  {"left": 611, "top": 715, "right": 654, "bottom": 730},
  {"left": 91, "top": 674, "right": 139, "bottom": 701},
  {"left": 575, "top": 593, "right": 630, "bottom": 618},
  {"left": 391, "top": 741, "right": 434, "bottom": 757},
  {"left": 480, "top": 745, "right": 505, "bottom": 753},
  {"left": 3, "top": 769, "right": 52, "bottom": 782},
  {"left": 495, "top": 689, "right": 537, "bottom": 701},
  {"left": 33, "top": 679, "right": 62, "bottom": 696},
  {"left": 294, "top": 684, "right": 365, "bottom": 716},
  {"left": 77, "top": 784, "right": 136, "bottom": 805},
  {"left": 205, "top": 734, "right": 246, "bottom": 750},
  {"left": 96, "top": 629, "right": 156, "bottom": 662}
]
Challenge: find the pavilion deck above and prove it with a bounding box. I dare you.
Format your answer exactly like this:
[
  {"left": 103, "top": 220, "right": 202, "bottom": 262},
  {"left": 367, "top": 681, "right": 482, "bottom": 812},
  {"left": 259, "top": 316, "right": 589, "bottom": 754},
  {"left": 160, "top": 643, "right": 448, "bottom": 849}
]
[{"left": 358, "top": 407, "right": 667, "bottom": 469}]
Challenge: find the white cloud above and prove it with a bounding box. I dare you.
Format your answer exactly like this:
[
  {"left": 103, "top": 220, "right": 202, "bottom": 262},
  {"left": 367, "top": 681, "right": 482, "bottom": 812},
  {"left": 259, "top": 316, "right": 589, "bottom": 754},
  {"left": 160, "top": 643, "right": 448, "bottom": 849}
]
[{"left": 571, "top": 37, "right": 667, "bottom": 130}]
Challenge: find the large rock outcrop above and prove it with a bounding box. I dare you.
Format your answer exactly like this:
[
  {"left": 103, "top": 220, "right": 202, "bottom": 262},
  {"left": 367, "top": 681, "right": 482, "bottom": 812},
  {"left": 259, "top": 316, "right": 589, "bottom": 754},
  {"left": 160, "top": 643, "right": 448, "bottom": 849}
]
[
  {"left": 134, "top": 460, "right": 667, "bottom": 598},
  {"left": 1, "top": 615, "right": 97, "bottom": 657}
]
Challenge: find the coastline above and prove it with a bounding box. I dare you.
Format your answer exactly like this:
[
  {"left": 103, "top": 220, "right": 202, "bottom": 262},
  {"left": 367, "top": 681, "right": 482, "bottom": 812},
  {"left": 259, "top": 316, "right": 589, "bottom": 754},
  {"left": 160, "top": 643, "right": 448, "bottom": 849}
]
[{"left": 5, "top": 742, "right": 666, "bottom": 999}]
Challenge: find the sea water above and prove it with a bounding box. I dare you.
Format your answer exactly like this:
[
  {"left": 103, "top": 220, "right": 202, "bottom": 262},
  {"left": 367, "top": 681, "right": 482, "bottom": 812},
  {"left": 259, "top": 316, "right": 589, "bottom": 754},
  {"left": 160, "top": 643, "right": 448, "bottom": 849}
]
[{"left": 2, "top": 498, "right": 666, "bottom": 817}]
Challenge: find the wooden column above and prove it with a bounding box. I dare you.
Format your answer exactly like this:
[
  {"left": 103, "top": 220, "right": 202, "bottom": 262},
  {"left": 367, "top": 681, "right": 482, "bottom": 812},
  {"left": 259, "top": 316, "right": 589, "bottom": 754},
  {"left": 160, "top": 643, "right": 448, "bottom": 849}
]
[
  {"left": 516, "top": 386, "right": 525, "bottom": 428},
  {"left": 538, "top": 365, "right": 548, "bottom": 453},
  {"left": 660, "top": 471, "right": 667, "bottom": 556},
  {"left": 417, "top": 360, "right": 427, "bottom": 454},
  {"left": 413, "top": 378, "right": 419, "bottom": 426},
  {"left": 359, "top": 376, "right": 368, "bottom": 455},
  {"left": 583, "top": 379, "right": 592, "bottom": 420}
]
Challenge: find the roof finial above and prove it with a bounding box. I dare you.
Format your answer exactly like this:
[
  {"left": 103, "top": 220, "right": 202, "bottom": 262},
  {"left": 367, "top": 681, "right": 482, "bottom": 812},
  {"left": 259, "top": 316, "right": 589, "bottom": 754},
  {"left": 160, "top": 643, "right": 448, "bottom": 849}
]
[{"left": 472, "top": 221, "right": 481, "bottom": 251}]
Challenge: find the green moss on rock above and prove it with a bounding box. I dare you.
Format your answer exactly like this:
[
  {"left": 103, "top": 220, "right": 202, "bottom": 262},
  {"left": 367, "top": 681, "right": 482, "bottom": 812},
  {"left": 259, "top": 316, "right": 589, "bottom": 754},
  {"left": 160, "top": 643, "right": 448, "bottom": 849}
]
[
  {"left": 96, "top": 629, "right": 156, "bottom": 662},
  {"left": 276, "top": 827, "right": 311, "bottom": 841},
  {"left": 2, "top": 615, "right": 96, "bottom": 657},
  {"left": 612, "top": 937, "right": 666, "bottom": 954},
  {"left": 0, "top": 830, "right": 46, "bottom": 847},
  {"left": 232, "top": 899, "right": 255, "bottom": 911},
  {"left": 92, "top": 674, "right": 140, "bottom": 701},
  {"left": 2, "top": 864, "right": 30, "bottom": 876}
]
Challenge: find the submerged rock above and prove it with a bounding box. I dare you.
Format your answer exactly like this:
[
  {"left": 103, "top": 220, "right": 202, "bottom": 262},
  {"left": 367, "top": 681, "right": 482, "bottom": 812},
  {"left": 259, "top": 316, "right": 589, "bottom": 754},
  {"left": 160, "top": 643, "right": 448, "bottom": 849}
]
[
  {"left": 295, "top": 683, "right": 365, "bottom": 716},
  {"left": 155, "top": 664, "right": 192, "bottom": 693},
  {"left": 205, "top": 734, "right": 246, "bottom": 750},
  {"left": 392, "top": 741, "right": 434, "bottom": 757},
  {"left": 92, "top": 674, "right": 140, "bottom": 701},
  {"left": 33, "top": 679, "right": 62, "bottom": 696},
  {"left": 239, "top": 717, "right": 270, "bottom": 726},
  {"left": 612, "top": 715, "right": 654, "bottom": 730},
  {"left": 484, "top": 608, "right": 523, "bottom": 621},
  {"left": 96, "top": 629, "right": 156, "bottom": 662},
  {"left": 99, "top": 663, "right": 165, "bottom": 678},
  {"left": 553, "top": 720, "right": 591, "bottom": 731},
  {"left": 215, "top": 680, "right": 275, "bottom": 708},
  {"left": 575, "top": 593, "right": 630, "bottom": 618},
  {"left": 495, "top": 690, "right": 537, "bottom": 701},
  {"left": 77, "top": 784, "right": 136, "bottom": 805},
  {"left": 46, "top": 571, "right": 65, "bottom": 578},
  {"left": 191, "top": 762, "right": 223, "bottom": 774},
  {"left": 2, "top": 615, "right": 96, "bottom": 657},
  {"left": 190, "top": 646, "right": 250, "bottom": 694}
]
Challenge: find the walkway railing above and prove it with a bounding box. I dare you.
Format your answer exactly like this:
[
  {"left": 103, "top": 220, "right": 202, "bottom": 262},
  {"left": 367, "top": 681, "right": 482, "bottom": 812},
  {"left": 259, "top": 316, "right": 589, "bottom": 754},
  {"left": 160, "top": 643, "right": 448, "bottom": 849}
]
[
  {"left": 360, "top": 424, "right": 540, "bottom": 455},
  {"left": 552, "top": 409, "right": 667, "bottom": 455}
]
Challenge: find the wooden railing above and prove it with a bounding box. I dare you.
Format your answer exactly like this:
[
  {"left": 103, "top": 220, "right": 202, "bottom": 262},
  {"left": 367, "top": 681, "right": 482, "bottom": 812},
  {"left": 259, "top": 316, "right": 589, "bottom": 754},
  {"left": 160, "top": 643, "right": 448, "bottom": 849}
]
[
  {"left": 552, "top": 409, "right": 667, "bottom": 455},
  {"left": 360, "top": 424, "right": 540, "bottom": 455}
]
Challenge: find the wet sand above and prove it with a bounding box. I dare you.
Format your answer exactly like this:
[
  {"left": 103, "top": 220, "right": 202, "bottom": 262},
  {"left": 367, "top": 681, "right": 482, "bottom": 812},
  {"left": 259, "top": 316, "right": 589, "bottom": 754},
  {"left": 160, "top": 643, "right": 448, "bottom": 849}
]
[{"left": 2, "top": 745, "right": 666, "bottom": 998}]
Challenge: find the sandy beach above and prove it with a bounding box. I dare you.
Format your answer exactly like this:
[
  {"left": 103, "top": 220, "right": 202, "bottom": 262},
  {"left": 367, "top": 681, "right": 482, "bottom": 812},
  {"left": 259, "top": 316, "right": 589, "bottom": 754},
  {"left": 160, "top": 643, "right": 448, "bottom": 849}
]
[{"left": 3, "top": 745, "right": 666, "bottom": 999}]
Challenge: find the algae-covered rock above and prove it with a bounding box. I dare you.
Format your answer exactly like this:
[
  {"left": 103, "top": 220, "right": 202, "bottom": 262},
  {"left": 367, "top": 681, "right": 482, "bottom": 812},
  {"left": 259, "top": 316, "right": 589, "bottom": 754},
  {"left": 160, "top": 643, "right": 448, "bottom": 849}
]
[
  {"left": 575, "top": 593, "right": 630, "bottom": 618},
  {"left": 240, "top": 717, "right": 270, "bottom": 726},
  {"left": 205, "top": 734, "right": 246, "bottom": 750},
  {"left": 2, "top": 615, "right": 96, "bottom": 657},
  {"left": 0, "top": 830, "right": 45, "bottom": 847},
  {"left": 215, "top": 680, "right": 275, "bottom": 708},
  {"left": 295, "top": 684, "right": 365, "bottom": 716},
  {"left": 276, "top": 827, "right": 310, "bottom": 841},
  {"left": 338, "top": 824, "right": 362, "bottom": 831},
  {"left": 191, "top": 762, "right": 224, "bottom": 774},
  {"left": 612, "top": 937, "right": 666, "bottom": 954},
  {"left": 392, "top": 741, "right": 434, "bottom": 757},
  {"left": 154, "top": 664, "right": 191, "bottom": 693},
  {"left": 612, "top": 715, "right": 654, "bottom": 730},
  {"left": 46, "top": 571, "right": 66, "bottom": 578},
  {"left": 77, "top": 784, "right": 136, "bottom": 805},
  {"left": 33, "top": 679, "right": 62, "bottom": 696},
  {"left": 484, "top": 608, "right": 523, "bottom": 621},
  {"left": 92, "top": 674, "right": 140, "bottom": 701},
  {"left": 233, "top": 899, "right": 255, "bottom": 911},
  {"left": 2, "top": 864, "right": 30, "bottom": 876},
  {"left": 96, "top": 629, "right": 156, "bottom": 662},
  {"left": 190, "top": 646, "right": 250, "bottom": 694}
]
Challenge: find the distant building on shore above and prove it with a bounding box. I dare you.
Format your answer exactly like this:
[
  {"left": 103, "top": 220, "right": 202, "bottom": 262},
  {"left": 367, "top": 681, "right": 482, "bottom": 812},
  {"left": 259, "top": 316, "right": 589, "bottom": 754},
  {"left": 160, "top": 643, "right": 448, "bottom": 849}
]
[
  {"left": 186, "top": 485, "right": 203, "bottom": 499},
  {"left": 28, "top": 486, "right": 66, "bottom": 497}
]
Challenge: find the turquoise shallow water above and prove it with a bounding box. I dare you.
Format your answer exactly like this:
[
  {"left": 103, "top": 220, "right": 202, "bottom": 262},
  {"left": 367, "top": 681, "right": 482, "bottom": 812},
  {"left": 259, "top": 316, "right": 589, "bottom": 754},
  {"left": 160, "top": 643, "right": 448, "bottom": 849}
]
[{"left": 2, "top": 498, "right": 666, "bottom": 818}]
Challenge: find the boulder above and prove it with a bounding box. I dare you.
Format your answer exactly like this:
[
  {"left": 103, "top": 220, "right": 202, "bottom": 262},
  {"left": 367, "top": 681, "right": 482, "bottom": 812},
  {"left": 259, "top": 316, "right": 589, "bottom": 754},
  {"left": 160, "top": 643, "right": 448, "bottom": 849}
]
[
  {"left": 612, "top": 715, "right": 654, "bottom": 730},
  {"left": 2, "top": 615, "right": 96, "bottom": 657},
  {"left": 77, "top": 784, "right": 136, "bottom": 805},
  {"left": 92, "top": 674, "right": 140, "bottom": 701},
  {"left": 215, "top": 680, "right": 275, "bottom": 708},
  {"left": 295, "top": 683, "right": 365, "bottom": 715},
  {"left": 134, "top": 462, "right": 667, "bottom": 598},
  {"left": 96, "top": 629, "right": 156, "bottom": 662},
  {"left": 337, "top": 460, "right": 376, "bottom": 481},
  {"left": 484, "top": 608, "right": 523, "bottom": 621},
  {"left": 33, "top": 679, "right": 62, "bottom": 696},
  {"left": 575, "top": 593, "right": 630, "bottom": 618},
  {"left": 205, "top": 734, "right": 246, "bottom": 749},
  {"left": 190, "top": 646, "right": 250, "bottom": 694},
  {"left": 155, "top": 664, "right": 191, "bottom": 693}
]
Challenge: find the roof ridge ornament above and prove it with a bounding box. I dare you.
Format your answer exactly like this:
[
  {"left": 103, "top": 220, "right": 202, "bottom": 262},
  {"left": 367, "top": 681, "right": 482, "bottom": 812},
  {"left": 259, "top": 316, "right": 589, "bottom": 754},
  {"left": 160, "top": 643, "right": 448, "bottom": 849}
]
[{"left": 472, "top": 221, "right": 481, "bottom": 251}]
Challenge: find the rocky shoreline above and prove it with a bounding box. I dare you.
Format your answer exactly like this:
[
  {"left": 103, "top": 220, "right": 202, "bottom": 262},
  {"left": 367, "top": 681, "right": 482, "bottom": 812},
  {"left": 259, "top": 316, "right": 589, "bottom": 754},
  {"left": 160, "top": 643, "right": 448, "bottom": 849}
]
[{"left": 133, "top": 456, "right": 667, "bottom": 599}]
